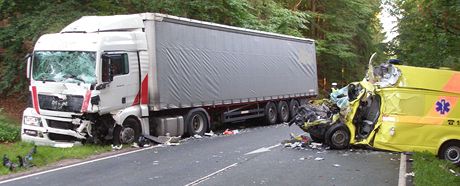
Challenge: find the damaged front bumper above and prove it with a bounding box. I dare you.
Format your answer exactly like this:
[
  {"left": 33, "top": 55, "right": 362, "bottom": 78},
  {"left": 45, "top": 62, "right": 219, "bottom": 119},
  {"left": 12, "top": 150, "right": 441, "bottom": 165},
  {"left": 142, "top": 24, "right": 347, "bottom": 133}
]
[{"left": 21, "top": 108, "right": 86, "bottom": 147}]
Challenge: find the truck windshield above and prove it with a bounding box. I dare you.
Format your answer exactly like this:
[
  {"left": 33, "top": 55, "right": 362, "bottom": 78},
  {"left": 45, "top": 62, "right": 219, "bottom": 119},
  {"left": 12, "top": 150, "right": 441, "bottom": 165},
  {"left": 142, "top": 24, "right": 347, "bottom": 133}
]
[{"left": 33, "top": 51, "right": 96, "bottom": 84}]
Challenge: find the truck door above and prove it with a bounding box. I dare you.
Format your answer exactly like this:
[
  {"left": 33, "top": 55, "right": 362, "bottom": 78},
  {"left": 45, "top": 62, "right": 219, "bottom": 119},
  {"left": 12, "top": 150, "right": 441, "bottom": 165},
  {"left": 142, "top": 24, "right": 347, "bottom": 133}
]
[{"left": 99, "top": 53, "right": 139, "bottom": 113}]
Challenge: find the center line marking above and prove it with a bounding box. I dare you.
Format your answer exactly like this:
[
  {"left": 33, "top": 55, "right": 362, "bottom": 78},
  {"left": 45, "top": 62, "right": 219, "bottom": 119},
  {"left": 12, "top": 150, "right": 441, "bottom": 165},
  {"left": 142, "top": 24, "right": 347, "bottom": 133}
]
[{"left": 185, "top": 163, "right": 238, "bottom": 186}]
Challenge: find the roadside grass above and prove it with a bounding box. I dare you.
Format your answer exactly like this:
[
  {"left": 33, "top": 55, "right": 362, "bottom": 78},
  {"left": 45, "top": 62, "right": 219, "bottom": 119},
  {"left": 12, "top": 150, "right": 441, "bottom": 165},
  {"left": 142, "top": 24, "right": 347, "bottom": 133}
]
[
  {"left": 0, "top": 112, "right": 112, "bottom": 176},
  {"left": 0, "top": 142, "right": 112, "bottom": 175},
  {"left": 413, "top": 152, "right": 460, "bottom": 186},
  {"left": 0, "top": 110, "right": 21, "bottom": 142}
]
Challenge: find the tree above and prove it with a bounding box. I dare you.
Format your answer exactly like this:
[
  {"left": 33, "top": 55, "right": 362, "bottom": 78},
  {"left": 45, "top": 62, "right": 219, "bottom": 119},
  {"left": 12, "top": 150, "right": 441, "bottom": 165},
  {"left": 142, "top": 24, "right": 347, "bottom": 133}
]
[{"left": 388, "top": 0, "right": 460, "bottom": 70}]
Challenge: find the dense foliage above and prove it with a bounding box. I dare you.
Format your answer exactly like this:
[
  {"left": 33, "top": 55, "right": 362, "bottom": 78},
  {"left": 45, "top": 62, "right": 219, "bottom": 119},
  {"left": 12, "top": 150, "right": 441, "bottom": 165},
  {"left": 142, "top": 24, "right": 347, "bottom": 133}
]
[
  {"left": 388, "top": 0, "right": 460, "bottom": 70},
  {"left": 0, "top": 110, "right": 20, "bottom": 142},
  {"left": 0, "top": 0, "right": 382, "bottom": 96}
]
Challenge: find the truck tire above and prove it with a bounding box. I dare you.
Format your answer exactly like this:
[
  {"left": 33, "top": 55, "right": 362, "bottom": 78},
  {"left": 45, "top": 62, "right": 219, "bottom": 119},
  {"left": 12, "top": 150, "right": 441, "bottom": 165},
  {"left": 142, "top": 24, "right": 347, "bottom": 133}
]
[
  {"left": 185, "top": 108, "right": 209, "bottom": 136},
  {"left": 439, "top": 141, "right": 460, "bottom": 165},
  {"left": 325, "top": 124, "right": 350, "bottom": 149},
  {"left": 113, "top": 117, "right": 141, "bottom": 145},
  {"left": 277, "top": 101, "right": 289, "bottom": 123},
  {"left": 289, "top": 99, "right": 300, "bottom": 120},
  {"left": 264, "top": 102, "right": 278, "bottom": 125}
]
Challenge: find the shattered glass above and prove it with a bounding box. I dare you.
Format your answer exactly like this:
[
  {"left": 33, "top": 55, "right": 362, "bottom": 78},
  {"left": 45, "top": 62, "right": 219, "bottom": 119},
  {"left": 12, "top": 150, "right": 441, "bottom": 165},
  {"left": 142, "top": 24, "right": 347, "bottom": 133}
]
[
  {"left": 33, "top": 51, "right": 96, "bottom": 84},
  {"left": 370, "top": 63, "right": 401, "bottom": 88}
]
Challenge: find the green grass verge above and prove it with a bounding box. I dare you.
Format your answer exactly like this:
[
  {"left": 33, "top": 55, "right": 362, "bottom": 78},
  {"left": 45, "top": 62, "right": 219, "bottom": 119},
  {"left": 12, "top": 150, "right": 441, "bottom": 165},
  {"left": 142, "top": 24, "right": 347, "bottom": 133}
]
[
  {"left": 0, "top": 142, "right": 112, "bottom": 175},
  {"left": 413, "top": 152, "right": 460, "bottom": 186},
  {"left": 0, "top": 111, "right": 21, "bottom": 142}
]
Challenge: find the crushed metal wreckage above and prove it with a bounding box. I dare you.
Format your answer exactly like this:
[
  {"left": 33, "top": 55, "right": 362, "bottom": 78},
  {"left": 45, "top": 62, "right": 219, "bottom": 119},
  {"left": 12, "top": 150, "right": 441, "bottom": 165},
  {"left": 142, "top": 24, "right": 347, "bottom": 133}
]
[{"left": 287, "top": 54, "right": 460, "bottom": 165}]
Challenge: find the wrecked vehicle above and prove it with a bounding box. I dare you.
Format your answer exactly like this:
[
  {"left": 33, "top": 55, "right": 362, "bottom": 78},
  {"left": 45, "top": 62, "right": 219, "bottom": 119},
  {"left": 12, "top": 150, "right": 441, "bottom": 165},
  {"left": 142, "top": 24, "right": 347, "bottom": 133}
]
[
  {"left": 290, "top": 56, "right": 460, "bottom": 165},
  {"left": 21, "top": 13, "right": 318, "bottom": 147}
]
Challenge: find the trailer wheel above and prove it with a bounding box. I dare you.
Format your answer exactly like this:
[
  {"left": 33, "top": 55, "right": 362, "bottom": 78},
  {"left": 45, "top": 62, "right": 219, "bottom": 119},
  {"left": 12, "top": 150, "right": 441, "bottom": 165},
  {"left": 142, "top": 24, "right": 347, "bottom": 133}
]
[
  {"left": 113, "top": 117, "right": 141, "bottom": 145},
  {"left": 277, "top": 101, "right": 289, "bottom": 123},
  {"left": 185, "top": 108, "right": 209, "bottom": 136},
  {"left": 439, "top": 141, "right": 460, "bottom": 165},
  {"left": 325, "top": 124, "right": 350, "bottom": 149},
  {"left": 264, "top": 102, "right": 278, "bottom": 125},
  {"left": 289, "top": 99, "right": 300, "bottom": 119}
]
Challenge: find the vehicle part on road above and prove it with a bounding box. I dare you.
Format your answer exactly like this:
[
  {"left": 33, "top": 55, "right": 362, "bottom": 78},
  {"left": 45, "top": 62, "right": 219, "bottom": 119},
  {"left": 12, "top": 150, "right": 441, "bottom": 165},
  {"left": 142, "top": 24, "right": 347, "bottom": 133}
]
[
  {"left": 277, "top": 101, "right": 289, "bottom": 123},
  {"left": 223, "top": 129, "right": 234, "bottom": 135},
  {"left": 264, "top": 102, "right": 278, "bottom": 125},
  {"left": 185, "top": 108, "right": 209, "bottom": 136},
  {"left": 204, "top": 130, "right": 215, "bottom": 137}
]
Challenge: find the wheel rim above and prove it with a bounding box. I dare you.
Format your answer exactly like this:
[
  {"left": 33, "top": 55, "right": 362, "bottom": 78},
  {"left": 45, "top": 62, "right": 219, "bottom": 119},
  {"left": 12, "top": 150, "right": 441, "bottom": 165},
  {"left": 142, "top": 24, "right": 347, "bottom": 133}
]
[
  {"left": 120, "top": 127, "right": 135, "bottom": 144},
  {"left": 332, "top": 130, "right": 347, "bottom": 145},
  {"left": 192, "top": 114, "right": 204, "bottom": 133},
  {"left": 281, "top": 105, "right": 288, "bottom": 121},
  {"left": 268, "top": 107, "right": 276, "bottom": 122},
  {"left": 292, "top": 102, "right": 299, "bottom": 115},
  {"left": 445, "top": 146, "right": 460, "bottom": 163}
]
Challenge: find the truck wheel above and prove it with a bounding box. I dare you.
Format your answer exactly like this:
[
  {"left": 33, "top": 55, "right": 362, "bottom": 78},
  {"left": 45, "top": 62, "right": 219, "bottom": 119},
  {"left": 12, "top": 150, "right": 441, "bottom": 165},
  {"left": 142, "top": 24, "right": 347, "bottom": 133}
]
[
  {"left": 113, "top": 117, "right": 141, "bottom": 145},
  {"left": 325, "top": 124, "right": 350, "bottom": 149},
  {"left": 289, "top": 99, "right": 300, "bottom": 119},
  {"left": 264, "top": 102, "right": 278, "bottom": 125},
  {"left": 185, "top": 108, "right": 209, "bottom": 136},
  {"left": 277, "top": 101, "right": 289, "bottom": 123},
  {"left": 440, "top": 141, "right": 460, "bottom": 165}
]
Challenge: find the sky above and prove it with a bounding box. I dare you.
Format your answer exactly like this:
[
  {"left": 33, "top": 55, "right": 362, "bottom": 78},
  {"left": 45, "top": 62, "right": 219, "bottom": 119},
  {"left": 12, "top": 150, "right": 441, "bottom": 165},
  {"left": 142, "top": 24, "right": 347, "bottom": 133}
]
[{"left": 379, "top": 1, "right": 398, "bottom": 42}]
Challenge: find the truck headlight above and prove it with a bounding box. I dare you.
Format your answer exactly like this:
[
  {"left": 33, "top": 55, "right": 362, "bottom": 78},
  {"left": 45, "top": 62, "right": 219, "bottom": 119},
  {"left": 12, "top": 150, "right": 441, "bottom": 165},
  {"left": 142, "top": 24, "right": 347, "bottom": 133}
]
[{"left": 24, "top": 116, "right": 42, "bottom": 127}]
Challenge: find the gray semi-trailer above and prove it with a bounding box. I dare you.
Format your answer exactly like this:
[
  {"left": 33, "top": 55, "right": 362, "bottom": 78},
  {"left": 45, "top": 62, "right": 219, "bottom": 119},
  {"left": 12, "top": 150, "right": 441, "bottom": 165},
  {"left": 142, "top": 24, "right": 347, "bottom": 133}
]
[{"left": 22, "top": 13, "right": 318, "bottom": 147}]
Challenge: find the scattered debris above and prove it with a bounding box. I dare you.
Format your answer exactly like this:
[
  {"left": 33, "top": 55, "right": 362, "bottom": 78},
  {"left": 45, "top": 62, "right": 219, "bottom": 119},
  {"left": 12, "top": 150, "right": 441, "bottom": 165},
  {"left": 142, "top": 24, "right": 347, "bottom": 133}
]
[
  {"left": 3, "top": 155, "right": 18, "bottom": 171},
  {"left": 204, "top": 131, "right": 215, "bottom": 137},
  {"left": 223, "top": 129, "right": 234, "bottom": 135},
  {"left": 314, "top": 157, "right": 324, "bottom": 161},
  {"left": 299, "top": 157, "right": 305, "bottom": 160},
  {"left": 111, "top": 144, "right": 123, "bottom": 150},
  {"left": 405, "top": 172, "right": 415, "bottom": 177},
  {"left": 333, "top": 164, "right": 341, "bottom": 167},
  {"left": 2, "top": 146, "right": 37, "bottom": 171},
  {"left": 193, "top": 134, "right": 203, "bottom": 139}
]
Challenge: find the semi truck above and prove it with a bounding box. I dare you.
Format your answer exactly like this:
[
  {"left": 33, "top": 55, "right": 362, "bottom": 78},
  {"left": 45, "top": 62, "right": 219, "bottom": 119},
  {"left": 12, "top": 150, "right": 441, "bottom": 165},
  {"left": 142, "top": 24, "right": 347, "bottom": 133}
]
[{"left": 21, "top": 13, "right": 318, "bottom": 147}]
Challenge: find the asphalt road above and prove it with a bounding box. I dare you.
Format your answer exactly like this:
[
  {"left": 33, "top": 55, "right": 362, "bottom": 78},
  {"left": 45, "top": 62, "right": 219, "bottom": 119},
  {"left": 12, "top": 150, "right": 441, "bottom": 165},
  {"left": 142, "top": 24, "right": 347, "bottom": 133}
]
[{"left": 1, "top": 123, "right": 400, "bottom": 186}]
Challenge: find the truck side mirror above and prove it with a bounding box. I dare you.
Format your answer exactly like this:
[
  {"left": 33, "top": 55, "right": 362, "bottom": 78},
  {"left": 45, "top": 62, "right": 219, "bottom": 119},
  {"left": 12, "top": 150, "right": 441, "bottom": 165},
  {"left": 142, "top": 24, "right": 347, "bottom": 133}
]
[{"left": 25, "top": 53, "right": 32, "bottom": 79}]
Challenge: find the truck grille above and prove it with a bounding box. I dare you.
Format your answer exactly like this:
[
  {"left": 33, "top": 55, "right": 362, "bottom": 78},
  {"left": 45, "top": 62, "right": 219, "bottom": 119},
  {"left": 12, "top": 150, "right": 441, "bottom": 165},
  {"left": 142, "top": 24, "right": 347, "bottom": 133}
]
[
  {"left": 47, "top": 120, "right": 75, "bottom": 130},
  {"left": 38, "top": 94, "right": 83, "bottom": 113}
]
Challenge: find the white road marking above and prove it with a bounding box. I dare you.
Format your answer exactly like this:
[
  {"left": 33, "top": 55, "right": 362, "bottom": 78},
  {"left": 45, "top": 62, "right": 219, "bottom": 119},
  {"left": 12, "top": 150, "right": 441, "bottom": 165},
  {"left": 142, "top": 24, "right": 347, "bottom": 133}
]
[
  {"left": 185, "top": 163, "right": 238, "bottom": 186},
  {"left": 398, "top": 153, "right": 407, "bottom": 186},
  {"left": 245, "top": 143, "right": 281, "bottom": 155},
  {"left": 0, "top": 146, "right": 157, "bottom": 185}
]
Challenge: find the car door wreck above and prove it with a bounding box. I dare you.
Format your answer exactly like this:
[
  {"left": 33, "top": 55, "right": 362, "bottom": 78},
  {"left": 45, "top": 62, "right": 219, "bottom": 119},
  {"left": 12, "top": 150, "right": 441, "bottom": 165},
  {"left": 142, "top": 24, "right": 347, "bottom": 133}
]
[{"left": 289, "top": 59, "right": 460, "bottom": 165}]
